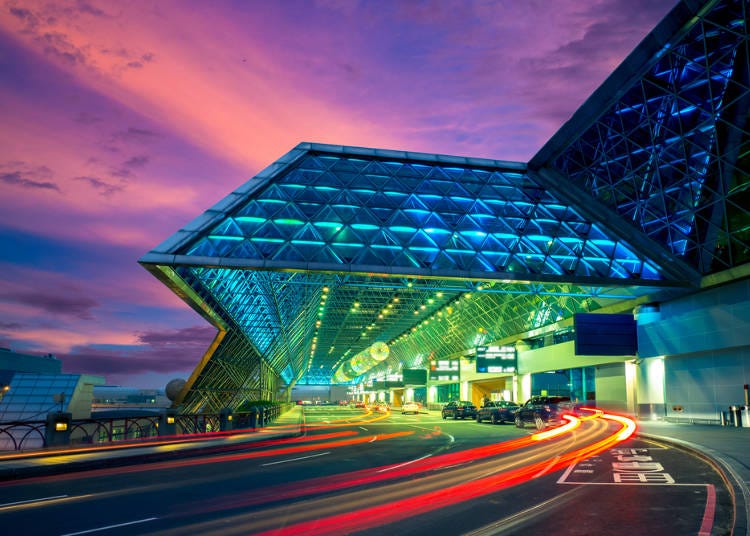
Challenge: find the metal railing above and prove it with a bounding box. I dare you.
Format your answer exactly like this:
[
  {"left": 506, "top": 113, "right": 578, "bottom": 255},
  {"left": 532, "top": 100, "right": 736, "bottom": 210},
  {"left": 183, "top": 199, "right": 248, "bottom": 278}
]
[{"left": 0, "top": 404, "right": 287, "bottom": 452}]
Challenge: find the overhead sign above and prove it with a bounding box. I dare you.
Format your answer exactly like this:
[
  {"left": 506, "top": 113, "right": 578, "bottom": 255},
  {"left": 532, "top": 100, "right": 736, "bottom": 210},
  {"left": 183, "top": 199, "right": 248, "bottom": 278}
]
[
  {"left": 429, "top": 358, "right": 459, "bottom": 381},
  {"left": 402, "top": 368, "right": 427, "bottom": 385},
  {"left": 574, "top": 313, "right": 636, "bottom": 356},
  {"left": 372, "top": 380, "right": 403, "bottom": 390},
  {"left": 475, "top": 345, "right": 517, "bottom": 373}
]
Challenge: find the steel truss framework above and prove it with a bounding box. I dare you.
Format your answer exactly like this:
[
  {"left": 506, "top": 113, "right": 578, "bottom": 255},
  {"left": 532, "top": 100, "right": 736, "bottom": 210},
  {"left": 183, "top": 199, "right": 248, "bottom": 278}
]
[{"left": 141, "top": 0, "right": 749, "bottom": 411}]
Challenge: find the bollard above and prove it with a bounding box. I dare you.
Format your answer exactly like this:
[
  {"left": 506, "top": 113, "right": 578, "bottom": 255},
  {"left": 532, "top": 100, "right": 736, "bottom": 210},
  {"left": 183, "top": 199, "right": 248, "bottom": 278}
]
[
  {"left": 159, "top": 409, "right": 178, "bottom": 436},
  {"left": 720, "top": 411, "right": 727, "bottom": 426},
  {"left": 45, "top": 412, "right": 72, "bottom": 447},
  {"left": 258, "top": 406, "right": 265, "bottom": 427},
  {"left": 220, "top": 408, "right": 233, "bottom": 431}
]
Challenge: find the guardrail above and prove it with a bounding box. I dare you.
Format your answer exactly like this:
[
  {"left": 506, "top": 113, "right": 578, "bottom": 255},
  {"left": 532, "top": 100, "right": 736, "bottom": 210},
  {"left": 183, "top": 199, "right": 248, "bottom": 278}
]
[{"left": 0, "top": 404, "right": 289, "bottom": 451}]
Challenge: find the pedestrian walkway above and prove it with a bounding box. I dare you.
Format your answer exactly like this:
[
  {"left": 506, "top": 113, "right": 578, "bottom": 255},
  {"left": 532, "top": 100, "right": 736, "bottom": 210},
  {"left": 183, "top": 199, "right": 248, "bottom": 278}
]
[
  {"left": 0, "top": 406, "right": 304, "bottom": 481},
  {"left": 637, "top": 419, "right": 750, "bottom": 536}
]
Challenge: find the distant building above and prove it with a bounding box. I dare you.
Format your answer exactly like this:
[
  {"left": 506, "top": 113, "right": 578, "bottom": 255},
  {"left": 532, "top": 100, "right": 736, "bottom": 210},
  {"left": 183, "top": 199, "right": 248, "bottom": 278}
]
[
  {"left": 92, "top": 385, "right": 170, "bottom": 411},
  {"left": 0, "top": 347, "right": 62, "bottom": 375},
  {"left": 0, "top": 348, "right": 105, "bottom": 421}
]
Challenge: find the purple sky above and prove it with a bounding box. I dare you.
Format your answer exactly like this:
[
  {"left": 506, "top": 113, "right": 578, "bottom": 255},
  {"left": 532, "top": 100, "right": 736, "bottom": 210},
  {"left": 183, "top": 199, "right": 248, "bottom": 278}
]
[{"left": 0, "top": 0, "right": 677, "bottom": 389}]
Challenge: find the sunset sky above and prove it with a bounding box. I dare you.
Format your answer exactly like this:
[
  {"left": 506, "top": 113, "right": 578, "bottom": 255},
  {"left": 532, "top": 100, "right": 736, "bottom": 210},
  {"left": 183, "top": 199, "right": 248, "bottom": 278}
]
[{"left": 0, "top": 0, "right": 677, "bottom": 389}]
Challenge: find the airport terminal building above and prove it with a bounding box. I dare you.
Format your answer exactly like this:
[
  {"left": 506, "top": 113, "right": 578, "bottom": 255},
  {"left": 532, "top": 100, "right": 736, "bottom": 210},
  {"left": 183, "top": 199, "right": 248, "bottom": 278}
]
[{"left": 140, "top": 0, "right": 750, "bottom": 422}]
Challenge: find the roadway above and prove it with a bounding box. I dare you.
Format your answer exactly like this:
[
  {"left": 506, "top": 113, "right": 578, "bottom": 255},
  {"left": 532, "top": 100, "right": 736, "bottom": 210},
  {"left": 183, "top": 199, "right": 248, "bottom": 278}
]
[{"left": 0, "top": 406, "right": 733, "bottom": 535}]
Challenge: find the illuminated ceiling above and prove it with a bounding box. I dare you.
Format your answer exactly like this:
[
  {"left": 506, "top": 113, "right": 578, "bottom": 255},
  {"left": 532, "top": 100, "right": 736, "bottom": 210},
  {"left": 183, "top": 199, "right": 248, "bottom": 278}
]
[{"left": 141, "top": 0, "right": 750, "bottom": 410}]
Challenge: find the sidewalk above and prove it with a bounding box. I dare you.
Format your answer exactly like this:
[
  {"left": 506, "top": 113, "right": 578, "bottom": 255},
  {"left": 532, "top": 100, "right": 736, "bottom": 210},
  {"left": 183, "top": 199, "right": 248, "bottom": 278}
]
[
  {"left": 637, "top": 420, "right": 750, "bottom": 536},
  {"left": 0, "top": 406, "right": 304, "bottom": 481}
]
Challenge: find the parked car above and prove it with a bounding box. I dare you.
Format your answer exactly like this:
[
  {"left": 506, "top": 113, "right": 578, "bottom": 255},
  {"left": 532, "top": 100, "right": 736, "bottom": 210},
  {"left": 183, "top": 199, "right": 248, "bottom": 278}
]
[
  {"left": 476, "top": 400, "right": 520, "bottom": 424},
  {"left": 401, "top": 401, "right": 421, "bottom": 414},
  {"left": 515, "top": 395, "right": 574, "bottom": 430},
  {"left": 441, "top": 400, "right": 477, "bottom": 420}
]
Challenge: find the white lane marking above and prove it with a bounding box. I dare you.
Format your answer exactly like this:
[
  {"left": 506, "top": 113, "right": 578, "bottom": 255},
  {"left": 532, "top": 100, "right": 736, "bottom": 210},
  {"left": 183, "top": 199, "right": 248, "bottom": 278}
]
[
  {"left": 59, "top": 517, "right": 157, "bottom": 535},
  {"left": 369, "top": 436, "right": 377, "bottom": 442},
  {"left": 261, "top": 452, "right": 331, "bottom": 466},
  {"left": 377, "top": 454, "right": 432, "bottom": 473},
  {"left": 359, "top": 426, "right": 368, "bottom": 431},
  {"left": 0, "top": 495, "right": 68, "bottom": 508}
]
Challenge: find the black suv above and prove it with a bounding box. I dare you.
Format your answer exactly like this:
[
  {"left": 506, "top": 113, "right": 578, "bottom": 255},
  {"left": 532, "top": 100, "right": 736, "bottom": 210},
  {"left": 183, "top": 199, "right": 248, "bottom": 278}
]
[
  {"left": 441, "top": 400, "right": 477, "bottom": 420},
  {"left": 514, "top": 395, "right": 574, "bottom": 430}
]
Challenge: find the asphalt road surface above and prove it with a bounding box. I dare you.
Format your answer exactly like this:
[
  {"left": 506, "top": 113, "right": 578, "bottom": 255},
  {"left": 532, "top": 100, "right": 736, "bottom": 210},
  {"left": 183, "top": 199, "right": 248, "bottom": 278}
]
[{"left": 0, "top": 406, "right": 733, "bottom": 535}]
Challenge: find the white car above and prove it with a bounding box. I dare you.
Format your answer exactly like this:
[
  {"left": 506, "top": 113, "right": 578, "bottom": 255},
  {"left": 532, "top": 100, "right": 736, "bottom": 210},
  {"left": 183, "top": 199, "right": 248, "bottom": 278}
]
[{"left": 401, "top": 401, "right": 420, "bottom": 414}]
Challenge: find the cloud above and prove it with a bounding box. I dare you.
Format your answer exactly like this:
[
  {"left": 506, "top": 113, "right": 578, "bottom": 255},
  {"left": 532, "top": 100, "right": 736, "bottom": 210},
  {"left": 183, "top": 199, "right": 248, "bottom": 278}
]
[
  {"left": 60, "top": 325, "right": 217, "bottom": 379},
  {"left": 0, "top": 164, "right": 61, "bottom": 192},
  {"left": 74, "top": 175, "right": 125, "bottom": 196},
  {"left": 8, "top": 6, "right": 38, "bottom": 27},
  {"left": 37, "top": 30, "right": 88, "bottom": 66},
  {"left": 111, "top": 127, "right": 160, "bottom": 144},
  {"left": 75, "top": 2, "right": 108, "bottom": 18},
  {"left": 74, "top": 111, "right": 102, "bottom": 125},
  {"left": 0, "top": 286, "right": 99, "bottom": 320},
  {"left": 136, "top": 325, "right": 218, "bottom": 350},
  {"left": 124, "top": 155, "right": 149, "bottom": 168}
]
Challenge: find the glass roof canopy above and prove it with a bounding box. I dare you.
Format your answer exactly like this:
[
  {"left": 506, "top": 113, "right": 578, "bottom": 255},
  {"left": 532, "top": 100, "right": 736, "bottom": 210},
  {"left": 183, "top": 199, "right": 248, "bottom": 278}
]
[{"left": 140, "top": 0, "right": 749, "bottom": 412}]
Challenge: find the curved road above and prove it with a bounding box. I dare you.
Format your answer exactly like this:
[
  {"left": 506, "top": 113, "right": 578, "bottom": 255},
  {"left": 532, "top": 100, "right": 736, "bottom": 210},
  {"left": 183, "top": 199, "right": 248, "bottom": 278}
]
[{"left": 0, "top": 406, "right": 733, "bottom": 535}]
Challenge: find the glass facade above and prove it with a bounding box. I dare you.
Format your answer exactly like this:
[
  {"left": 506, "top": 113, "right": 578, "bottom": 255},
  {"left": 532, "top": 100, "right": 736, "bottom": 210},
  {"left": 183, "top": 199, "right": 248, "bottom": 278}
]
[
  {"left": 0, "top": 373, "right": 79, "bottom": 422},
  {"left": 533, "top": 0, "right": 750, "bottom": 275}
]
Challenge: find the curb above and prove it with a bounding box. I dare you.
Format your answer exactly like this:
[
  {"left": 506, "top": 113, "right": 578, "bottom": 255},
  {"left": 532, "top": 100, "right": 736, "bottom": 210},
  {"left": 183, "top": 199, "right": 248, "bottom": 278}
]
[{"left": 638, "top": 431, "right": 750, "bottom": 536}]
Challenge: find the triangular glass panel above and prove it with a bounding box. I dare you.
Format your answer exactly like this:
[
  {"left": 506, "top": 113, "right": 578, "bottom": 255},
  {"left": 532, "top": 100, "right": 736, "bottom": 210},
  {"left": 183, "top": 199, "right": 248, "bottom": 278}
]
[
  {"left": 311, "top": 171, "right": 344, "bottom": 190},
  {"left": 329, "top": 242, "right": 362, "bottom": 263},
  {"left": 229, "top": 240, "right": 261, "bottom": 260},
  {"left": 391, "top": 250, "right": 422, "bottom": 269},
  {"left": 354, "top": 247, "right": 390, "bottom": 267},
  {"left": 296, "top": 201, "right": 324, "bottom": 220},
  {"left": 297, "top": 154, "right": 328, "bottom": 171},
  {"left": 187, "top": 237, "right": 217, "bottom": 257},
  {"left": 362, "top": 160, "right": 392, "bottom": 177},
  {"left": 332, "top": 204, "right": 359, "bottom": 224},
  {"left": 481, "top": 250, "right": 512, "bottom": 271},
  {"left": 413, "top": 179, "right": 443, "bottom": 201},
  {"left": 403, "top": 194, "right": 429, "bottom": 212},
  {"left": 407, "top": 229, "right": 439, "bottom": 250},
  {"left": 274, "top": 243, "right": 308, "bottom": 263},
  {"left": 210, "top": 217, "right": 245, "bottom": 238},
  {"left": 407, "top": 245, "right": 439, "bottom": 267},
  {"left": 293, "top": 223, "right": 325, "bottom": 243},
  {"left": 235, "top": 200, "right": 271, "bottom": 220},
  {"left": 315, "top": 245, "right": 344, "bottom": 265}
]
